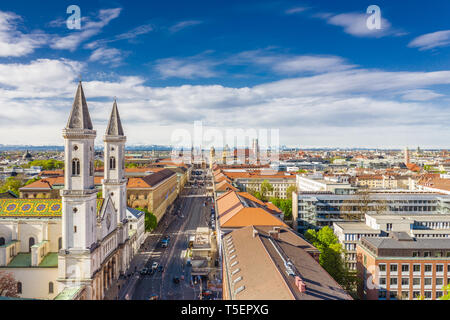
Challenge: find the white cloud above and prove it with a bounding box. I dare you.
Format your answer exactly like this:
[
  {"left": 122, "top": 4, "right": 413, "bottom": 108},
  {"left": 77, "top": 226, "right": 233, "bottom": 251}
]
[
  {"left": 154, "top": 55, "right": 219, "bottom": 79},
  {"left": 169, "top": 20, "right": 203, "bottom": 33},
  {"left": 408, "top": 30, "right": 450, "bottom": 50},
  {"left": 400, "top": 89, "right": 444, "bottom": 101},
  {"left": 285, "top": 7, "right": 308, "bottom": 15},
  {"left": 326, "top": 12, "right": 392, "bottom": 37},
  {"left": 1, "top": 57, "right": 450, "bottom": 148},
  {"left": 232, "top": 50, "right": 356, "bottom": 74},
  {"left": 50, "top": 8, "right": 122, "bottom": 51},
  {"left": 0, "top": 11, "right": 47, "bottom": 57},
  {"left": 89, "top": 47, "right": 126, "bottom": 67}
]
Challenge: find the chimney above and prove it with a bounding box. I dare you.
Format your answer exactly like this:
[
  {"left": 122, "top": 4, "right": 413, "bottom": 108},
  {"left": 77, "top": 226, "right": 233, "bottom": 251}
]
[
  {"left": 269, "top": 230, "right": 279, "bottom": 240},
  {"left": 295, "top": 276, "right": 307, "bottom": 293}
]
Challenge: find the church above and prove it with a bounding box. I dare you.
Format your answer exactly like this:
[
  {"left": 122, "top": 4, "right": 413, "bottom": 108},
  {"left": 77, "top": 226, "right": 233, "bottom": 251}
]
[{"left": 0, "top": 82, "right": 138, "bottom": 300}]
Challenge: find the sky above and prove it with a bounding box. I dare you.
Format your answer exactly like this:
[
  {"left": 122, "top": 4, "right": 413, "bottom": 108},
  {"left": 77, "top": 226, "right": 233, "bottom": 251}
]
[{"left": 0, "top": 0, "right": 450, "bottom": 148}]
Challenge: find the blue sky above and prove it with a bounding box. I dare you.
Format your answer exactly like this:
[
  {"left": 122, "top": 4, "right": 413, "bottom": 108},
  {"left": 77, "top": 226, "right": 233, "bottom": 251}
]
[{"left": 0, "top": 0, "right": 450, "bottom": 148}]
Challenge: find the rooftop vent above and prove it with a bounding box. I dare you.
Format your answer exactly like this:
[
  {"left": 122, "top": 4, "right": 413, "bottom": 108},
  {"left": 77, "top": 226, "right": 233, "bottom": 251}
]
[
  {"left": 231, "top": 268, "right": 240, "bottom": 275},
  {"left": 235, "top": 286, "right": 245, "bottom": 295}
]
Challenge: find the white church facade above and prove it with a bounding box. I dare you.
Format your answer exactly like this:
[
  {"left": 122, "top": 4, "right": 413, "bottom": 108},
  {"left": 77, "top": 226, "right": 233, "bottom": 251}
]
[{"left": 0, "top": 82, "right": 143, "bottom": 300}]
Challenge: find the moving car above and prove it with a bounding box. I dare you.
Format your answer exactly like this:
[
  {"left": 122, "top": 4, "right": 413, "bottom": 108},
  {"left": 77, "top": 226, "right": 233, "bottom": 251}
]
[{"left": 151, "top": 262, "right": 159, "bottom": 271}]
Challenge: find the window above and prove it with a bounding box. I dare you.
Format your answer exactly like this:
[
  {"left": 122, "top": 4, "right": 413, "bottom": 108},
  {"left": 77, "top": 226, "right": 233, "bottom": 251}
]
[
  {"left": 378, "top": 290, "right": 387, "bottom": 299},
  {"left": 401, "top": 291, "right": 409, "bottom": 300},
  {"left": 110, "top": 156, "right": 116, "bottom": 170},
  {"left": 436, "top": 291, "right": 444, "bottom": 299},
  {"left": 28, "top": 237, "right": 35, "bottom": 252},
  {"left": 58, "top": 237, "right": 62, "bottom": 250},
  {"left": 389, "top": 291, "right": 397, "bottom": 299},
  {"left": 90, "top": 161, "right": 93, "bottom": 176},
  {"left": 401, "top": 264, "right": 409, "bottom": 272},
  {"left": 401, "top": 278, "right": 409, "bottom": 286},
  {"left": 17, "top": 282, "right": 22, "bottom": 294},
  {"left": 379, "top": 278, "right": 386, "bottom": 285},
  {"left": 424, "top": 264, "right": 432, "bottom": 273},
  {"left": 412, "top": 251, "right": 420, "bottom": 257},
  {"left": 424, "top": 278, "right": 432, "bottom": 286},
  {"left": 390, "top": 264, "right": 398, "bottom": 272},
  {"left": 436, "top": 264, "right": 444, "bottom": 273},
  {"left": 436, "top": 278, "right": 444, "bottom": 286},
  {"left": 413, "top": 264, "right": 421, "bottom": 272},
  {"left": 413, "top": 278, "right": 421, "bottom": 286},
  {"left": 0, "top": 237, "right": 5, "bottom": 246},
  {"left": 413, "top": 291, "right": 421, "bottom": 299},
  {"left": 390, "top": 278, "right": 398, "bottom": 286},
  {"left": 72, "top": 158, "right": 80, "bottom": 176},
  {"left": 74, "top": 226, "right": 77, "bottom": 233},
  {"left": 424, "top": 291, "right": 432, "bottom": 299},
  {"left": 379, "top": 264, "right": 386, "bottom": 272},
  {"left": 49, "top": 282, "right": 54, "bottom": 294},
  {"left": 424, "top": 251, "right": 431, "bottom": 257}
]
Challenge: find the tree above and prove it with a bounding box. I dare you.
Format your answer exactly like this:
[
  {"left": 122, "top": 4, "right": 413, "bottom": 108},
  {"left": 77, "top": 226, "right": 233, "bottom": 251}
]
[
  {"left": 137, "top": 207, "right": 157, "bottom": 232},
  {"left": 440, "top": 284, "right": 450, "bottom": 300},
  {"left": 270, "top": 197, "right": 292, "bottom": 220},
  {"left": 260, "top": 180, "right": 274, "bottom": 201},
  {"left": 27, "top": 159, "right": 64, "bottom": 170},
  {"left": 94, "top": 160, "right": 104, "bottom": 168},
  {"left": 304, "top": 226, "right": 359, "bottom": 297},
  {"left": 0, "top": 177, "right": 24, "bottom": 196},
  {"left": 0, "top": 271, "right": 19, "bottom": 298},
  {"left": 286, "top": 185, "right": 297, "bottom": 200}
]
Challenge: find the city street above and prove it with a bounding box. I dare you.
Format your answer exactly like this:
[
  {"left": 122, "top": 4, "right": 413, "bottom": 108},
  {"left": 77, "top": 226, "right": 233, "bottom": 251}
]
[{"left": 131, "top": 170, "right": 213, "bottom": 300}]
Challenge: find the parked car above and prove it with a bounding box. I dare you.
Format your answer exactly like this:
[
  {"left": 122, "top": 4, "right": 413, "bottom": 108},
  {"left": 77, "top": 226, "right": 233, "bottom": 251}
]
[
  {"left": 157, "top": 265, "right": 164, "bottom": 272},
  {"left": 151, "top": 262, "right": 159, "bottom": 270},
  {"left": 173, "top": 277, "right": 180, "bottom": 284},
  {"left": 140, "top": 268, "right": 149, "bottom": 275}
]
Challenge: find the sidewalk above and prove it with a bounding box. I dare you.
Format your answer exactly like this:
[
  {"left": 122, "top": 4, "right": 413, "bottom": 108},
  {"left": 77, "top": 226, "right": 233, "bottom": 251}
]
[{"left": 104, "top": 205, "right": 178, "bottom": 300}]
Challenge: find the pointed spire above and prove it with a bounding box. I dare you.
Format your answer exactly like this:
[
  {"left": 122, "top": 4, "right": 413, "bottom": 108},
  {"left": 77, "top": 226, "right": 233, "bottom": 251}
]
[
  {"left": 106, "top": 99, "right": 124, "bottom": 136},
  {"left": 66, "top": 81, "right": 93, "bottom": 130}
]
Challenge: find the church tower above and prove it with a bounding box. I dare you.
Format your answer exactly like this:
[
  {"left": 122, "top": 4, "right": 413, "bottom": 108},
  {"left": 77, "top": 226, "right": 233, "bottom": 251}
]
[
  {"left": 59, "top": 81, "right": 98, "bottom": 291},
  {"left": 102, "top": 100, "right": 127, "bottom": 236}
]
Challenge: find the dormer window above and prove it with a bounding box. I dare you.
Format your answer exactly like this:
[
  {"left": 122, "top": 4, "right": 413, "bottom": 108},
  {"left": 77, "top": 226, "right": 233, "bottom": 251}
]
[
  {"left": 72, "top": 158, "right": 80, "bottom": 176},
  {"left": 110, "top": 156, "right": 116, "bottom": 170}
]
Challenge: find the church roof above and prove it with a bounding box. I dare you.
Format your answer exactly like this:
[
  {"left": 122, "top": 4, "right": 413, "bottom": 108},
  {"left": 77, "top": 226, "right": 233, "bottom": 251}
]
[
  {"left": 0, "top": 199, "right": 104, "bottom": 218},
  {"left": 106, "top": 100, "right": 124, "bottom": 136},
  {"left": 66, "top": 81, "right": 93, "bottom": 130}
]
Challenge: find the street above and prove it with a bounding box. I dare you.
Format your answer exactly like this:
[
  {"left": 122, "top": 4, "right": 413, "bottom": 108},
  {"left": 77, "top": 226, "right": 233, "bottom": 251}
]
[{"left": 131, "top": 169, "right": 213, "bottom": 300}]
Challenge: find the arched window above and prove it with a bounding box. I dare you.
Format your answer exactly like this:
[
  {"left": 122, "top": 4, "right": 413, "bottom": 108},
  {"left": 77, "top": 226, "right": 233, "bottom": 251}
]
[
  {"left": 0, "top": 237, "right": 5, "bottom": 246},
  {"left": 110, "top": 156, "right": 116, "bottom": 170},
  {"left": 72, "top": 158, "right": 80, "bottom": 176},
  {"left": 58, "top": 237, "right": 62, "bottom": 250},
  {"left": 90, "top": 161, "right": 93, "bottom": 176},
  {"left": 28, "top": 237, "right": 35, "bottom": 252},
  {"left": 17, "top": 282, "right": 22, "bottom": 294},
  {"left": 49, "top": 282, "right": 54, "bottom": 294}
]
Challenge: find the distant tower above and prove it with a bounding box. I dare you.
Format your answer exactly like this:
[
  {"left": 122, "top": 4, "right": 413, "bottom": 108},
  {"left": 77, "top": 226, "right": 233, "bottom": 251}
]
[
  {"left": 59, "top": 81, "right": 98, "bottom": 294},
  {"left": 222, "top": 144, "right": 229, "bottom": 165},
  {"left": 210, "top": 146, "right": 215, "bottom": 169},
  {"left": 404, "top": 147, "right": 410, "bottom": 165},
  {"left": 252, "top": 138, "right": 260, "bottom": 164}
]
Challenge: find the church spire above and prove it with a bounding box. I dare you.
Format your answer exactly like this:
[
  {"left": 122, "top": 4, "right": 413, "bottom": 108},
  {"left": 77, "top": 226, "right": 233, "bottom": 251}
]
[
  {"left": 66, "top": 81, "right": 93, "bottom": 130},
  {"left": 105, "top": 99, "right": 124, "bottom": 136}
]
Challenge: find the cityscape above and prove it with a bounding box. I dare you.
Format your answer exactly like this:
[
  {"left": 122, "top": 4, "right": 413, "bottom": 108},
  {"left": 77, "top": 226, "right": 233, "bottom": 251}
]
[{"left": 0, "top": 0, "right": 449, "bottom": 311}]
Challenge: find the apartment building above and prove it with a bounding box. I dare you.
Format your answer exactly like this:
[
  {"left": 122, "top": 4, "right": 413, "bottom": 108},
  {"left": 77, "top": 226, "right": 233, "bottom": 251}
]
[
  {"left": 335, "top": 213, "right": 450, "bottom": 270},
  {"left": 293, "top": 190, "right": 450, "bottom": 233},
  {"left": 357, "top": 232, "right": 450, "bottom": 300},
  {"left": 219, "top": 170, "right": 296, "bottom": 199},
  {"left": 296, "top": 174, "right": 355, "bottom": 194}
]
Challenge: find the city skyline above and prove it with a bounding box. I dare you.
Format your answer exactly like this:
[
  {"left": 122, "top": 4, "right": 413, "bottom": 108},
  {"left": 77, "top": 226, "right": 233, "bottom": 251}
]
[{"left": 0, "top": 0, "right": 449, "bottom": 147}]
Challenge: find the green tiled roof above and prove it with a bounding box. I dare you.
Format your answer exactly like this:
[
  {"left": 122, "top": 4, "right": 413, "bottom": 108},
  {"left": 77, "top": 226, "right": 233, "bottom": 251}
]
[
  {"left": 54, "top": 286, "right": 83, "bottom": 300},
  {"left": 39, "top": 252, "right": 58, "bottom": 267},
  {"left": 8, "top": 253, "right": 31, "bottom": 267},
  {"left": 7, "top": 252, "right": 58, "bottom": 268},
  {"left": 0, "top": 199, "right": 104, "bottom": 218}
]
